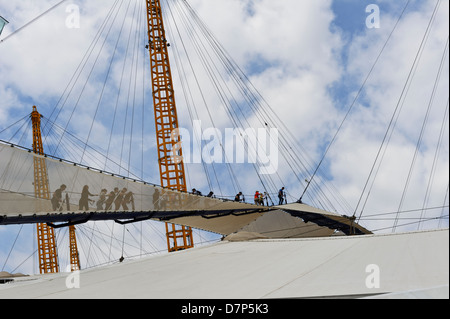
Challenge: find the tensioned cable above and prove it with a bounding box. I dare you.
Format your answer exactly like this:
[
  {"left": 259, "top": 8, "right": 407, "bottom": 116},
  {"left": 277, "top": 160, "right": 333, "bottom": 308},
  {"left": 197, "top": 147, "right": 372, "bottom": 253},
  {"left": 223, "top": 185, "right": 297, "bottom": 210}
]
[
  {"left": 164, "top": 0, "right": 240, "bottom": 194},
  {"left": 361, "top": 39, "right": 448, "bottom": 225},
  {"left": 169, "top": 0, "right": 243, "bottom": 194},
  {"left": 371, "top": 215, "right": 448, "bottom": 233},
  {"left": 354, "top": 0, "right": 442, "bottom": 223},
  {"left": 118, "top": 2, "right": 139, "bottom": 177},
  {"left": 177, "top": 0, "right": 370, "bottom": 212},
  {"left": 171, "top": 0, "right": 295, "bottom": 197},
  {"left": 158, "top": 7, "right": 223, "bottom": 191},
  {"left": 126, "top": 0, "right": 145, "bottom": 178},
  {"left": 0, "top": 0, "right": 69, "bottom": 44},
  {"left": 1, "top": 225, "right": 24, "bottom": 272},
  {"left": 359, "top": 205, "right": 449, "bottom": 219},
  {"left": 104, "top": 0, "right": 139, "bottom": 174},
  {"left": 80, "top": 0, "right": 128, "bottom": 165},
  {"left": 394, "top": 35, "right": 447, "bottom": 230},
  {"left": 0, "top": 114, "right": 30, "bottom": 139},
  {"left": 179, "top": 6, "right": 281, "bottom": 196},
  {"left": 388, "top": 1, "right": 444, "bottom": 231},
  {"left": 438, "top": 184, "right": 449, "bottom": 228},
  {"left": 42, "top": 116, "right": 144, "bottom": 181},
  {"left": 163, "top": 4, "right": 215, "bottom": 191},
  {"left": 418, "top": 97, "right": 449, "bottom": 229},
  {"left": 44, "top": 0, "right": 123, "bottom": 141},
  {"left": 302, "top": 0, "right": 413, "bottom": 204},
  {"left": 52, "top": 0, "right": 122, "bottom": 157},
  {"left": 118, "top": 1, "right": 142, "bottom": 178}
]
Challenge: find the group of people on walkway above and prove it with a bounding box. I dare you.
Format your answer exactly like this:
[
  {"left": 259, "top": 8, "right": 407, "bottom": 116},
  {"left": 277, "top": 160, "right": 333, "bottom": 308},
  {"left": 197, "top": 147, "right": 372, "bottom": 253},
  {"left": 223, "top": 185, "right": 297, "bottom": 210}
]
[
  {"left": 51, "top": 183, "right": 288, "bottom": 212},
  {"left": 51, "top": 184, "right": 135, "bottom": 212},
  {"left": 233, "top": 187, "right": 287, "bottom": 206}
]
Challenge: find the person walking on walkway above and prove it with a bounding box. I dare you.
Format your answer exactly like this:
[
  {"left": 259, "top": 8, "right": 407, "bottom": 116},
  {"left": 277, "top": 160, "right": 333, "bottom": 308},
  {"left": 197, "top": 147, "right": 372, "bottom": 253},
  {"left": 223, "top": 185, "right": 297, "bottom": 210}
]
[{"left": 278, "top": 187, "right": 285, "bottom": 205}]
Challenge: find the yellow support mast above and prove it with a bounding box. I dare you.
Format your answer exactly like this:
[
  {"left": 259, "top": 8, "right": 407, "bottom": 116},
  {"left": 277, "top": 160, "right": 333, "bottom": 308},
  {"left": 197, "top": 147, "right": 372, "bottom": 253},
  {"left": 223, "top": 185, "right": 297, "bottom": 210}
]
[
  {"left": 145, "top": 0, "right": 194, "bottom": 252},
  {"left": 69, "top": 225, "right": 81, "bottom": 272},
  {"left": 31, "top": 106, "right": 59, "bottom": 274},
  {"left": 31, "top": 106, "right": 80, "bottom": 273}
]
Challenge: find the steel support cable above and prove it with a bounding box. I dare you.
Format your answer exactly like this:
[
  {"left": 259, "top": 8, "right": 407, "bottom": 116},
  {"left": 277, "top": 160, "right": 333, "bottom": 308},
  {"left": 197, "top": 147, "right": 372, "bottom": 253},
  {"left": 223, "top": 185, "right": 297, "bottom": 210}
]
[
  {"left": 86, "top": 222, "right": 98, "bottom": 268},
  {"left": 360, "top": 205, "right": 450, "bottom": 219},
  {"left": 389, "top": 2, "right": 444, "bottom": 231},
  {"left": 40, "top": 116, "right": 143, "bottom": 181},
  {"left": 0, "top": 0, "right": 69, "bottom": 45},
  {"left": 75, "top": 225, "right": 97, "bottom": 269},
  {"left": 227, "top": 61, "right": 349, "bottom": 210},
  {"left": 128, "top": 223, "right": 155, "bottom": 255},
  {"left": 90, "top": 222, "right": 117, "bottom": 267},
  {"left": 417, "top": 41, "right": 449, "bottom": 229},
  {"left": 173, "top": 0, "right": 251, "bottom": 195},
  {"left": 180, "top": 0, "right": 354, "bottom": 211},
  {"left": 13, "top": 118, "right": 32, "bottom": 149},
  {"left": 197, "top": 35, "right": 284, "bottom": 196},
  {"left": 1, "top": 225, "right": 24, "bottom": 272},
  {"left": 52, "top": 0, "right": 122, "bottom": 157},
  {"left": 78, "top": 223, "right": 145, "bottom": 266},
  {"left": 364, "top": 217, "right": 448, "bottom": 221},
  {"left": 54, "top": 227, "right": 68, "bottom": 270},
  {"left": 176, "top": 2, "right": 281, "bottom": 195},
  {"left": 10, "top": 247, "right": 38, "bottom": 274},
  {"left": 185, "top": 35, "right": 273, "bottom": 195},
  {"left": 0, "top": 115, "right": 31, "bottom": 151},
  {"left": 392, "top": 44, "right": 446, "bottom": 230},
  {"left": 171, "top": 0, "right": 245, "bottom": 194},
  {"left": 120, "top": 2, "right": 143, "bottom": 177},
  {"left": 84, "top": 223, "right": 117, "bottom": 261},
  {"left": 372, "top": 215, "right": 448, "bottom": 233},
  {"left": 130, "top": 222, "right": 160, "bottom": 254},
  {"left": 304, "top": 0, "right": 414, "bottom": 206},
  {"left": 418, "top": 97, "right": 449, "bottom": 229},
  {"left": 45, "top": 22, "right": 118, "bottom": 136},
  {"left": 163, "top": 5, "right": 214, "bottom": 191},
  {"left": 80, "top": 224, "right": 111, "bottom": 268},
  {"left": 105, "top": 1, "right": 139, "bottom": 174},
  {"left": 164, "top": 0, "right": 235, "bottom": 194},
  {"left": 146, "top": 221, "right": 168, "bottom": 244},
  {"left": 45, "top": 0, "right": 123, "bottom": 147},
  {"left": 170, "top": 0, "right": 246, "bottom": 195},
  {"left": 117, "top": 0, "right": 142, "bottom": 178},
  {"left": 211, "top": 21, "right": 339, "bottom": 210},
  {"left": 0, "top": 114, "right": 30, "bottom": 141},
  {"left": 141, "top": 32, "right": 146, "bottom": 181},
  {"left": 438, "top": 184, "right": 449, "bottom": 228},
  {"left": 92, "top": 220, "right": 125, "bottom": 264},
  {"left": 80, "top": 0, "right": 129, "bottom": 165},
  {"left": 354, "top": 0, "right": 441, "bottom": 224},
  {"left": 78, "top": 223, "right": 112, "bottom": 268},
  {"left": 215, "top": 70, "right": 298, "bottom": 197},
  {"left": 187, "top": 26, "right": 284, "bottom": 195},
  {"left": 108, "top": 221, "right": 116, "bottom": 264},
  {"left": 126, "top": 0, "right": 145, "bottom": 179},
  {"left": 173, "top": 0, "right": 278, "bottom": 196},
  {"left": 39, "top": 0, "right": 128, "bottom": 168},
  {"left": 0, "top": 136, "right": 35, "bottom": 192},
  {"left": 191, "top": 8, "right": 337, "bottom": 205},
  {"left": 120, "top": 225, "right": 126, "bottom": 261},
  {"left": 356, "top": 44, "right": 439, "bottom": 222},
  {"left": 179, "top": 0, "right": 300, "bottom": 200},
  {"left": 43, "top": 117, "right": 94, "bottom": 170}
]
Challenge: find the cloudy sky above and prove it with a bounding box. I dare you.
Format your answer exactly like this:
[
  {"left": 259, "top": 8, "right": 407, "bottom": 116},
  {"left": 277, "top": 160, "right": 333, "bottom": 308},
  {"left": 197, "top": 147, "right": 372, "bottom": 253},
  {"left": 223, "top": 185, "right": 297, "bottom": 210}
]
[{"left": 0, "top": 0, "right": 448, "bottom": 274}]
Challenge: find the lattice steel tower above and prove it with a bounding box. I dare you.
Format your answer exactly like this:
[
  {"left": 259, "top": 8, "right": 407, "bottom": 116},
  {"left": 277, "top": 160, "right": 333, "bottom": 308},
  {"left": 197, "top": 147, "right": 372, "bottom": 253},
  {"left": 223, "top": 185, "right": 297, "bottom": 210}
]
[
  {"left": 145, "top": 0, "right": 194, "bottom": 252},
  {"left": 31, "top": 106, "right": 80, "bottom": 273},
  {"left": 31, "top": 106, "right": 59, "bottom": 274}
]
